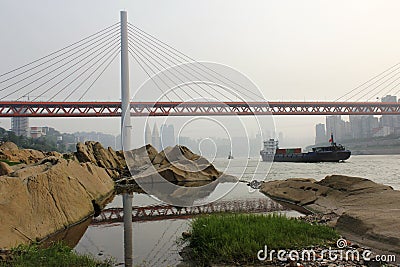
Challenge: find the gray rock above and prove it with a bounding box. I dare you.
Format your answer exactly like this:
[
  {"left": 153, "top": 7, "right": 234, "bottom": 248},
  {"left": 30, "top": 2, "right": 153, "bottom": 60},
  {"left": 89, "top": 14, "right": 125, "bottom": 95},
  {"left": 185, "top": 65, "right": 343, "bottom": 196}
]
[{"left": 260, "top": 175, "right": 400, "bottom": 254}]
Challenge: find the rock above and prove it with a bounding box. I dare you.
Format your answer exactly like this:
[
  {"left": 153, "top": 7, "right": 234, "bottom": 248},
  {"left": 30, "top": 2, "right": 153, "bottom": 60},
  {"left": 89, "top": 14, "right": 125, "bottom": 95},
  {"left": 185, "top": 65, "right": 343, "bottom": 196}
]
[
  {"left": 126, "top": 144, "right": 236, "bottom": 184},
  {"left": 260, "top": 175, "right": 400, "bottom": 254},
  {"left": 0, "top": 162, "right": 13, "bottom": 176},
  {"left": 0, "top": 158, "right": 114, "bottom": 249},
  {"left": 74, "top": 141, "right": 127, "bottom": 179},
  {"left": 0, "top": 142, "right": 18, "bottom": 151},
  {"left": 0, "top": 142, "right": 46, "bottom": 164},
  {"left": 123, "top": 144, "right": 238, "bottom": 206}
]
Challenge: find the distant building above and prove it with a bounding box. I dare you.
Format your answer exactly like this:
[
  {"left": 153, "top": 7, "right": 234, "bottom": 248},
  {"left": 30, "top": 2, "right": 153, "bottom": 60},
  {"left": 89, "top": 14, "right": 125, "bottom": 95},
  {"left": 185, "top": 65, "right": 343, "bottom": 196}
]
[
  {"left": 152, "top": 123, "right": 161, "bottom": 151},
  {"left": 315, "top": 123, "right": 326, "bottom": 145},
  {"left": 160, "top": 124, "right": 175, "bottom": 149},
  {"left": 381, "top": 95, "right": 397, "bottom": 103},
  {"left": 145, "top": 122, "right": 152, "bottom": 145},
  {"left": 29, "top": 127, "right": 46, "bottom": 139},
  {"left": 349, "top": 115, "right": 379, "bottom": 139},
  {"left": 11, "top": 117, "right": 29, "bottom": 137},
  {"left": 380, "top": 95, "right": 400, "bottom": 134},
  {"left": 325, "top": 115, "right": 346, "bottom": 140}
]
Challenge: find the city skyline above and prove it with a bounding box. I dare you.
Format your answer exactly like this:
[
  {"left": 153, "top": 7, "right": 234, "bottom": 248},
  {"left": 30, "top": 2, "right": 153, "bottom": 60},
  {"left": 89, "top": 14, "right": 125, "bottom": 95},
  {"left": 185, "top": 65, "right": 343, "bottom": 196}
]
[{"left": 315, "top": 94, "right": 400, "bottom": 145}]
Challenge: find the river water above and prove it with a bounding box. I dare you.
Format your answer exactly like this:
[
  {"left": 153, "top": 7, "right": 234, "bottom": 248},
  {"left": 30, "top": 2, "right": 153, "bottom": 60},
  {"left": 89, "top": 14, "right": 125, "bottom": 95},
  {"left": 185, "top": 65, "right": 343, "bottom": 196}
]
[{"left": 74, "top": 155, "right": 400, "bottom": 266}]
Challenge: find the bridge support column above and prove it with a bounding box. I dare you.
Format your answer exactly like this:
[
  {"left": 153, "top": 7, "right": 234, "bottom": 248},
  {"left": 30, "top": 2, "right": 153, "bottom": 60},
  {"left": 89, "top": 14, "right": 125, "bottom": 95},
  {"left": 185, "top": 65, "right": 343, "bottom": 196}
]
[{"left": 120, "top": 10, "right": 133, "bottom": 267}]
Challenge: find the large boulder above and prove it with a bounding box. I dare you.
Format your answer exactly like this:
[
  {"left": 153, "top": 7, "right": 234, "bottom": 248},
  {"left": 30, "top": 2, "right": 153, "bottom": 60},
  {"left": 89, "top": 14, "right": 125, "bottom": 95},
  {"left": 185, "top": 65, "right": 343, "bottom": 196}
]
[
  {"left": 125, "top": 144, "right": 236, "bottom": 184},
  {"left": 121, "top": 145, "right": 237, "bottom": 206},
  {"left": 260, "top": 175, "right": 400, "bottom": 254},
  {"left": 0, "top": 142, "right": 47, "bottom": 164},
  {"left": 74, "top": 141, "right": 127, "bottom": 179},
  {"left": 0, "top": 157, "right": 114, "bottom": 249},
  {"left": 0, "top": 162, "right": 13, "bottom": 176}
]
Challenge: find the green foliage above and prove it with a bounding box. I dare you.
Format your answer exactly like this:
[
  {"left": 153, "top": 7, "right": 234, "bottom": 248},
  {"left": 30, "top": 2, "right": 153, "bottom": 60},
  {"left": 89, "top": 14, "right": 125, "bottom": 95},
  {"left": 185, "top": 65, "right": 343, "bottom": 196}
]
[
  {"left": 0, "top": 159, "right": 21, "bottom": 166},
  {"left": 187, "top": 213, "right": 339, "bottom": 265},
  {"left": 0, "top": 128, "right": 65, "bottom": 153},
  {"left": 0, "top": 242, "right": 112, "bottom": 267}
]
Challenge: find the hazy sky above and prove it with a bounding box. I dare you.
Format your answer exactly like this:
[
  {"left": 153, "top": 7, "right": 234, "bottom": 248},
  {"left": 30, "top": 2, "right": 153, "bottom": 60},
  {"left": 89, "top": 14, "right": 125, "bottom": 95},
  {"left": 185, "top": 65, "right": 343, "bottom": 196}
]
[{"left": 1, "top": 0, "right": 400, "bottom": 147}]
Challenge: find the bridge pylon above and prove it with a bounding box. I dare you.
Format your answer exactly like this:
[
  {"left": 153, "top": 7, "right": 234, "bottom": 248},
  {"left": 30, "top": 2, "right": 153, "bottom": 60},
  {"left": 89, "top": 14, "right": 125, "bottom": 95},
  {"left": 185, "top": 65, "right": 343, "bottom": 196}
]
[{"left": 120, "top": 10, "right": 133, "bottom": 267}]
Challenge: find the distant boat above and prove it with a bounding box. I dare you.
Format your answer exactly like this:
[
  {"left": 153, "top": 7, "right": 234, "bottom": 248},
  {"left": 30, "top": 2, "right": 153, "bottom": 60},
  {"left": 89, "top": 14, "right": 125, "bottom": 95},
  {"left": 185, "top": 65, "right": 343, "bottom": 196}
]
[
  {"left": 228, "top": 151, "right": 234, "bottom": 159},
  {"left": 260, "top": 134, "right": 351, "bottom": 163}
]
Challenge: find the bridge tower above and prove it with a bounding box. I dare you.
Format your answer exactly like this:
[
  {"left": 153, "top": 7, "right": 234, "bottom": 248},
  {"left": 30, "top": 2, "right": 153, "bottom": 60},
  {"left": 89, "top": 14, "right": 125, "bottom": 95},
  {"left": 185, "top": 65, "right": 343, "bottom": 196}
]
[{"left": 120, "top": 10, "right": 133, "bottom": 267}]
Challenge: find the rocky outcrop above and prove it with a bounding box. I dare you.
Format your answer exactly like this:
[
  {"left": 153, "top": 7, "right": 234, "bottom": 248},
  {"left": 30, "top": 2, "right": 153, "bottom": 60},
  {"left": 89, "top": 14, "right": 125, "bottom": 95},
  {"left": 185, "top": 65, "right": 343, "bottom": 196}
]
[
  {"left": 260, "top": 175, "right": 400, "bottom": 254},
  {"left": 74, "top": 141, "right": 127, "bottom": 179},
  {"left": 0, "top": 144, "right": 115, "bottom": 249},
  {"left": 0, "top": 162, "right": 13, "bottom": 176},
  {"left": 124, "top": 144, "right": 237, "bottom": 184},
  {"left": 122, "top": 144, "right": 238, "bottom": 206},
  {"left": 0, "top": 142, "right": 47, "bottom": 164}
]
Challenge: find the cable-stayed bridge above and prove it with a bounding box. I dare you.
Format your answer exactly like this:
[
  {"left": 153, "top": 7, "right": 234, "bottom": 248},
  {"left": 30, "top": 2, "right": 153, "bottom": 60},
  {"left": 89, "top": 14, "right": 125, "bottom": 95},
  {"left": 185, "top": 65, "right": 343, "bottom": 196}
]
[{"left": 1, "top": 14, "right": 400, "bottom": 117}]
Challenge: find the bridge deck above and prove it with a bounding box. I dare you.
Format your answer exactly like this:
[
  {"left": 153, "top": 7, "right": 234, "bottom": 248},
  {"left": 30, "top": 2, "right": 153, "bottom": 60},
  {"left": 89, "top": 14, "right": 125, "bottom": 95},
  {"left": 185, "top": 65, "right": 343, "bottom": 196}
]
[
  {"left": 92, "top": 198, "right": 287, "bottom": 224},
  {"left": 1, "top": 101, "right": 400, "bottom": 117}
]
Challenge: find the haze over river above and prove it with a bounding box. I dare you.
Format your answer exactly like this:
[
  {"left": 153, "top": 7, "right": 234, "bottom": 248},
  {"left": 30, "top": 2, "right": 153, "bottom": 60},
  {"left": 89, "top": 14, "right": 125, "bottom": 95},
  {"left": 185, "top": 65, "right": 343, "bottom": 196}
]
[{"left": 75, "top": 155, "right": 400, "bottom": 266}]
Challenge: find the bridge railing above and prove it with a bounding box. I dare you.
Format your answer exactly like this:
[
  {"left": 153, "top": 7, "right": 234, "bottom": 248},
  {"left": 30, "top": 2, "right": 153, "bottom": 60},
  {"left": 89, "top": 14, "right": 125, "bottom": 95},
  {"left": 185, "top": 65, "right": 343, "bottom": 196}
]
[{"left": 2, "top": 101, "right": 400, "bottom": 117}]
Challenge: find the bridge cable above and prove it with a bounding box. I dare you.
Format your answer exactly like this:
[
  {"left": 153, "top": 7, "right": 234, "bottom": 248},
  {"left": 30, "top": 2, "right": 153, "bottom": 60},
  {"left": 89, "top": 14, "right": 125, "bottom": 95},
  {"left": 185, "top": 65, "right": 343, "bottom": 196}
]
[
  {"left": 128, "top": 43, "right": 189, "bottom": 101},
  {"left": 48, "top": 43, "right": 121, "bottom": 101},
  {"left": 128, "top": 29, "right": 237, "bottom": 102},
  {"left": 0, "top": 25, "right": 120, "bottom": 87},
  {"left": 335, "top": 62, "right": 400, "bottom": 101},
  {"left": 0, "top": 22, "right": 120, "bottom": 80},
  {"left": 142, "top": 219, "right": 175, "bottom": 263},
  {"left": 0, "top": 29, "right": 120, "bottom": 96},
  {"left": 128, "top": 48, "right": 176, "bottom": 102},
  {"left": 149, "top": 220, "right": 186, "bottom": 266},
  {"left": 370, "top": 72, "right": 400, "bottom": 100},
  {"left": 128, "top": 32, "right": 220, "bottom": 101},
  {"left": 2, "top": 34, "right": 121, "bottom": 100},
  {"left": 362, "top": 71, "right": 400, "bottom": 101},
  {"left": 149, "top": 221, "right": 187, "bottom": 266},
  {"left": 77, "top": 48, "right": 120, "bottom": 101},
  {"left": 128, "top": 37, "right": 204, "bottom": 101},
  {"left": 343, "top": 66, "right": 400, "bottom": 101},
  {"left": 129, "top": 29, "right": 246, "bottom": 102},
  {"left": 12, "top": 38, "right": 120, "bottom": 101},
  {"left": 129, "top": 23, "right": 263, "bottom": 101},
  {"left": 129, "top": 26, "right": 251, "bottom": 101},
  {"left": 0, "top": 30, "right": 121, "bottom": 99},
  {"left": 35, "top": 40, "right": 121, "bottom": 101}
]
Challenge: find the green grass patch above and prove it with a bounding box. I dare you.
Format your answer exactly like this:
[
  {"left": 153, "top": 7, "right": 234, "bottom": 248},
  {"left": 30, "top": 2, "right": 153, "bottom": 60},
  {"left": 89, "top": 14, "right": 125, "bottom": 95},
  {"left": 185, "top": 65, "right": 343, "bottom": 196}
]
[
  {"left": 0, "top": 242, "right": 112, "bottom": 267},
  {"left": 0, "top": 159, "right": 21, "bottom": 166},
  {"left": 187, "top": 213, "right": 339, "bottom": 265}
]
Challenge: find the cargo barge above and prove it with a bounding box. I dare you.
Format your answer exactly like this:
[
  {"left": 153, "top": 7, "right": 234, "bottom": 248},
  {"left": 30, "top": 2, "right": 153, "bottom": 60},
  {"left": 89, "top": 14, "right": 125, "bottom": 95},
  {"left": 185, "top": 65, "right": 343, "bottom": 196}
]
[{"left": 260, "top": 135, "right": 351, "bottom": 163}]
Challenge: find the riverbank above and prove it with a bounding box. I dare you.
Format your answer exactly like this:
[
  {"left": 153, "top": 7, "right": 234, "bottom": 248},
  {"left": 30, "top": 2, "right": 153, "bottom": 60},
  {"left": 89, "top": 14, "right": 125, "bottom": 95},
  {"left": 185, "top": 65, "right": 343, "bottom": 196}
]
[
  {"left": 182, "top": 213, "right": 339, "bottom": 266},
  {"left": 0, "top": 243, "right": 112, "bottom": 267},
  {"left": 260, "top": 175, "right": 400, "bottom": 256}
]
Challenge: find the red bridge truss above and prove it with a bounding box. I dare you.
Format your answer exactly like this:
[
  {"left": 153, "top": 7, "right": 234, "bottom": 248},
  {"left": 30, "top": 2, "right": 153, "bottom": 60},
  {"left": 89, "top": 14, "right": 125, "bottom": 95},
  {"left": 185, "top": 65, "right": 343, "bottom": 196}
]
[
  {"left": 91, "top": 198, "right": 287, "bottom": 224},
  {"left": 1, "top": 101, "right": 400, "bottom": 117}
]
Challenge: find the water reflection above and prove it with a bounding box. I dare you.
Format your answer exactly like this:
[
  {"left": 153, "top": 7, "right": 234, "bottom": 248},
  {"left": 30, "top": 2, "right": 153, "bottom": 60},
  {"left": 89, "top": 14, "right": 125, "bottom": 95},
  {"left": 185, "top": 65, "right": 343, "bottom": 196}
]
[
  {"left": 72, "top": 156, "right": 400, "bottom": 266},
  {"left": 122, "top": 193, "right": 133, "bottom": 267}
]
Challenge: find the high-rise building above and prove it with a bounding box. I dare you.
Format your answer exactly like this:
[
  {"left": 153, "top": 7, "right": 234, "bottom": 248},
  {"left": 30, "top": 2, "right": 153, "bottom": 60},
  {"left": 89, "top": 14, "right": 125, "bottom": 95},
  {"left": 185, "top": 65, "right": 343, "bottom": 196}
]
[
  {"left": 160, "top": 124, "right": 175, "bottom": 149},
  {"left": 315, "top": 123, "right": 326, "bottom": 144},
  {"left": 349, "top": 115, "right": 379, "bottom": 139},
  {"left": 11, "top": 117, "right": 29, "bottom": 137},
  {"left": 145, "top": 122, "right": 152, "bottom": 145},
  {"left": 381, "top": 95, "right": 397, "bottom": 103},
  {"left": 380, "top": 95, "right": 400, "bottom": 133},
  {"left": 152, "top": 123, "right": 161, "bottom": 151},
  {"left": 325, "top": 115, "right": 346, "bottom": 140}
]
